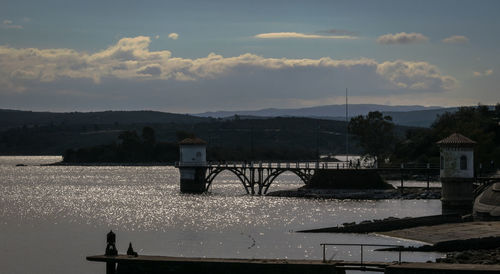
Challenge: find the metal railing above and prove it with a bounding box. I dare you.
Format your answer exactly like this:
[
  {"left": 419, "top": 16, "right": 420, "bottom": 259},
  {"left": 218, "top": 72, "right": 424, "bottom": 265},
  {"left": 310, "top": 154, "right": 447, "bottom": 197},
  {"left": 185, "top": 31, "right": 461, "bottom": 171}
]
[
  {"left": 175, "top": 161, "right": 439, "bottom": 170},
  {"left": 320, "top": 243, "right": 403, "bottom": 265}
]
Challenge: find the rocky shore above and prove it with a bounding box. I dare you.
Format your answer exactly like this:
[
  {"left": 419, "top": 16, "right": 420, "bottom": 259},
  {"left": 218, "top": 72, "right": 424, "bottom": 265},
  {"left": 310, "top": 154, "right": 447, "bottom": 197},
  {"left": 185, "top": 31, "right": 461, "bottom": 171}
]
[
  {"left": 298, "top": 214, "right": 462, "bottom": 233},
  {"left": 436, "top": 248, "right": 500, "bottom": 265},
  {"left": 266, "top": 187, "right": 441, "bottom": 200}
]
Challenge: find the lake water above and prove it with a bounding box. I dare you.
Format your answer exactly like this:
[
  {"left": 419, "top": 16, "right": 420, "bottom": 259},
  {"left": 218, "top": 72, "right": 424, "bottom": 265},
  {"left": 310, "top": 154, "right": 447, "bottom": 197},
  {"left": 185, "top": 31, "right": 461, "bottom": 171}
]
[{"left": 0, "top": 156, "right": 443, "bottom": 274}]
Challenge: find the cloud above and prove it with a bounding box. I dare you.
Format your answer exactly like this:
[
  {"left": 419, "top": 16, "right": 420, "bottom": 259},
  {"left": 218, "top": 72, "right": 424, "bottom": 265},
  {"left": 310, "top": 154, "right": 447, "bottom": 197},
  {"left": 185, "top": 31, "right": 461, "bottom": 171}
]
[
  {"left": 376, "top": 32, "right": 428, "bottom": 44},
  {"left": 442, "top": 35, "right": 469, "bottom": 44},
  {"left": 137, "top": 64, "right": 162, "bottom": 76},
  {"left": 376, "top": 60, "right": 456, "bottom": 90},
  {"left": 473, "top": 69, "right": 493, "bottom": 77},
  {"left": 155, "top": 35, "right": 160, "bottom": 39},
  {"left": 254, "top": 32, "right": 357, "bottom": 39},
  {"left": 0, "top": 36, "right": 457, "bottom": 111},
  {"left": 168, "top": 33, "right": 179, "bottom": 40},
  {"left": 2, "top": 19, "right": 23, "bottom": 29}
]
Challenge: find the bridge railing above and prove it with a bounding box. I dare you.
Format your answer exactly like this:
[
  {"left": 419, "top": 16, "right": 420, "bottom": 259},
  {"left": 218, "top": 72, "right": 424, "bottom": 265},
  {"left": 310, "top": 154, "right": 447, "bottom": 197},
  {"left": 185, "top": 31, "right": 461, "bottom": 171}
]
[
  {"left": 377, "top": 163, "right": 440, "bottom": 169},
  {"left": 176, "top": 161, "right": 439, "bottom": 170},
  {"left": 206, "top": 161, "right": 356, "bottom": 169},
  {"left": 320, "top": 243, "right": 403, "bottom": 265}
]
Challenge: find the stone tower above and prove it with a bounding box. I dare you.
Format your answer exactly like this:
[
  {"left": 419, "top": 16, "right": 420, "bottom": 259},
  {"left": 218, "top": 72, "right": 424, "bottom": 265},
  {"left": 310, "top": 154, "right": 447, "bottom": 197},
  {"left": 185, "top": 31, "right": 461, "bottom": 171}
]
[
  {"left": 177, "top": 137, "right": 207, "bottom": 193},
  {"left": 437, "top": 133, "right": 476, "bottom": 215}
]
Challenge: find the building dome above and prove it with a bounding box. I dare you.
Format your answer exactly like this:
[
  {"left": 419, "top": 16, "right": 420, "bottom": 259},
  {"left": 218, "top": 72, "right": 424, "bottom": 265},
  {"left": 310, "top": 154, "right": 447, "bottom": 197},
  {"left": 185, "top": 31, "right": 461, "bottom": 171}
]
[{"left": 474, "top": 182, "right": 500, "bottom": 220}]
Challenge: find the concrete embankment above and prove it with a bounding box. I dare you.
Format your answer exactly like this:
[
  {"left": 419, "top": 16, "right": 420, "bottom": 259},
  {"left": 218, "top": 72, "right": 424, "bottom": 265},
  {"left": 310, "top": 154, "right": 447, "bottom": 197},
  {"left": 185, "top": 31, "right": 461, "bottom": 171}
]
[
  {"left": 307, "top": 169, "right": 393, "bottom": 189},
  {"left": 298, "top": 214, "right": 462, "bottom": 233},
  {"left": 385, "top": 263, "right": 500, "bottom": 273},
  {"left": 267, "top": 187, "right": 441, "bottom": 199},
  {"left": 87, "top": 254, "right": 500, "bottom": 274},
  {"left": 267, "top": 168, "right": 440, "bottom": 199},
  {"left": 378, "top": 221, "right": 500, "bottom": 244},
  {"left": 87, "top": 255, "right": 347, "bottom": 274}
]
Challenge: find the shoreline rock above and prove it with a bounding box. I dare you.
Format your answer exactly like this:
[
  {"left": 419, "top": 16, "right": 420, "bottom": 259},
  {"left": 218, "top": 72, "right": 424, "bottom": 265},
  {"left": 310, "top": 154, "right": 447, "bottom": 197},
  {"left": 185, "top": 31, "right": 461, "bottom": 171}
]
[
  {"left": 298, "top": 214, "right": 461, "bottom": 233},
  {"left": 436, "top": 247, "right": 500, "bottom": 265},
  {"left": 266, "top": 187, "right": 441, "bottom": 200}
]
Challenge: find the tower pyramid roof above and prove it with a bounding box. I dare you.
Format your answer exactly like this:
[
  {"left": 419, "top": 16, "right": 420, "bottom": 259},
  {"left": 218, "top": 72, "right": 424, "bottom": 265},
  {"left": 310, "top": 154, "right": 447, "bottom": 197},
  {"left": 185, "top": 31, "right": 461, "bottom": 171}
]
[
  {"left": 179, "top": 137, "right": 207, "bottom": 145},
  {"left": 437, "top": 133, "right": 476, "bottom": 147}
]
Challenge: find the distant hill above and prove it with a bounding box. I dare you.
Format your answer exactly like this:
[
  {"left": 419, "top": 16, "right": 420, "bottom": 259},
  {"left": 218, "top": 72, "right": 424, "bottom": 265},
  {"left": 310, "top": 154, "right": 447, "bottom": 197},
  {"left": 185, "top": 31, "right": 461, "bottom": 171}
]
[
  {"left": 195, "top": 104, "right": 459, "bottom": 127},
  {"left": 0, "top": 109, "right": 209, "bottom": 131},
  {"left": 195, "top": 104, "right": 441, "bottom": 118},
  {"left": 383, "top": 107, "right": 459, "bottom": 127}
]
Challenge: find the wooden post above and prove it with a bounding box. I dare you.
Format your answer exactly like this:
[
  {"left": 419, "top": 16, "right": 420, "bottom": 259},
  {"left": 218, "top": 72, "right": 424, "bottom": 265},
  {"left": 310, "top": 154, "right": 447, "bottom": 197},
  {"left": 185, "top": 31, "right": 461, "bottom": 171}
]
[
  {"left": 426, "top": 163, "right": 430, "bottom": 190},
  {"left": 400, "top": 163, "right": 404, "bottom": 194},
  {"left": 106, "top": 262, "right": 116, "bottom": 274}
]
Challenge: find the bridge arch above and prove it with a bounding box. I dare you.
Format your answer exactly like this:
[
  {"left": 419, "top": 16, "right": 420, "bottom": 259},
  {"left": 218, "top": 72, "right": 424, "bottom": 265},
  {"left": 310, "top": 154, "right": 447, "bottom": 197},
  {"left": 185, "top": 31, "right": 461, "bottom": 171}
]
[
  {"left": 261, "top": 168, "right": 313, "bottom": 194},
  {"left": 203, "top": 166, "right": 315, "bottom": 195},
  {"left": 205, "top": 167, "right": 252, "bottom": 194}
]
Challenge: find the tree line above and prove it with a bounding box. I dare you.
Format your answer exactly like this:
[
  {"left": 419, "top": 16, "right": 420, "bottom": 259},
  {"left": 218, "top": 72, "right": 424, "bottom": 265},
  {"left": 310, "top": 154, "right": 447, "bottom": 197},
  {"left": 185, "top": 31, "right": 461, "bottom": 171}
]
[
  {"left": 350, "top": 104, "right": 500, "bottom": 167},
  {"left": 62, "top": 104, "right": 500, "bottom": 165}
]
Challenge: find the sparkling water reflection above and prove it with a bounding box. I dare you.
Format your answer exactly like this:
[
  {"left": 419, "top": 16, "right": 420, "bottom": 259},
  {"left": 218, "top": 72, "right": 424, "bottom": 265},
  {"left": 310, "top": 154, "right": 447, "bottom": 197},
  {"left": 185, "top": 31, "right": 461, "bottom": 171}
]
[{"left": 0, "top": 156, "right": 443, "bottom": 274}]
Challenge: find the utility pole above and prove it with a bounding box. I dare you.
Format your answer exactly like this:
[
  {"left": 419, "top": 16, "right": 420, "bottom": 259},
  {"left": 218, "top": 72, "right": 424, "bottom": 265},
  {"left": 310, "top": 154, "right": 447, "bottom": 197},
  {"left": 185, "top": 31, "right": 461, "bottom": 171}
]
[
  {"left": 250, "top": 126, "right": 254, "bottom": 161},
  {"left": 316, "top": 123, "right": 320, "bottom": 162},
  {"left": 346, "top": 88, "right": 349, "bottom": 164}
]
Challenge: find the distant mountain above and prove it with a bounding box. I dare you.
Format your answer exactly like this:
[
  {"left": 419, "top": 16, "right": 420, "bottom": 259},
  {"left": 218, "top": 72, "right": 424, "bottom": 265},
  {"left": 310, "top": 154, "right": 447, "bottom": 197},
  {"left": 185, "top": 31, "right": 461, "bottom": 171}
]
[
  {"left": 383, "top": 107, "right": 459, "bottom": 127},
  {"left": 194, "top": 104, "right": 457, "bottom": 127},
  {"left": 0, "top": 109, "right": 209, "bottom": 131},
  {"left": 195, "top": 104, "right": 441, "bottom": 118}
]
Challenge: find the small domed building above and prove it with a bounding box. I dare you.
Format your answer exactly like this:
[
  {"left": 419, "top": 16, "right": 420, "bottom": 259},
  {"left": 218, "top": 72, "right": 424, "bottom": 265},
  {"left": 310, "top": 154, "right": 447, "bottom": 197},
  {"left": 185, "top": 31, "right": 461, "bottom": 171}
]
[
  {"left": 437, "top": 133, "right": 476, "bottom": 215},
  {"left": 177, "top": 137, "right": 207, "bottom": 193}
]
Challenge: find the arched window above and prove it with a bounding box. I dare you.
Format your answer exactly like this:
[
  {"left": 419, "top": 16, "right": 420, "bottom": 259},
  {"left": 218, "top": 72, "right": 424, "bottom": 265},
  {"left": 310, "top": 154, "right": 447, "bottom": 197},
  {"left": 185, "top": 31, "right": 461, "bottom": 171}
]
[
  {"left": 440, "top": 156, "right": 444, "bottom": 170},
  {"left": 460, "top": 155, "right": 467, "bottom": 170}
]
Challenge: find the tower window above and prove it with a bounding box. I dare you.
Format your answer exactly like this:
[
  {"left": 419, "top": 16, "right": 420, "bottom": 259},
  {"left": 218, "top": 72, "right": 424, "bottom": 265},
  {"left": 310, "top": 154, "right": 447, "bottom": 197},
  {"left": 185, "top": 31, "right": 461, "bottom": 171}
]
[{"left": 460, "top": 155, "right": 467, "bottom": 170}]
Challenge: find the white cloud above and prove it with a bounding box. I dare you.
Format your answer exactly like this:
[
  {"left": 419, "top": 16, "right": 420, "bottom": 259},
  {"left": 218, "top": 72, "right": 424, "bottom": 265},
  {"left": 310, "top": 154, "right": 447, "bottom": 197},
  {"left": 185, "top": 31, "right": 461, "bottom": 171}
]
[
  {"left": 168, "top": 33, "right": 179, "bottom": 40},
  {"left": 376, "top": 32, "right": 428, "bottom": 45},
  {"left": 2, "top": 19, "right": 23, "bottom": 29},
  {"left": 376, "top": 60, "right": 456, "bottom": 90},
  {"left": 473, "top": 69, "right": 493, "bottom": 77},
  {"left": 442, "top": 35, "right": 469, "bottom": 44},
  {"left": 0, "top": 36, "right": 457, "bottom": 110},
  {"left": 254, "top": 32, "right": 356, "bottom": 39}
]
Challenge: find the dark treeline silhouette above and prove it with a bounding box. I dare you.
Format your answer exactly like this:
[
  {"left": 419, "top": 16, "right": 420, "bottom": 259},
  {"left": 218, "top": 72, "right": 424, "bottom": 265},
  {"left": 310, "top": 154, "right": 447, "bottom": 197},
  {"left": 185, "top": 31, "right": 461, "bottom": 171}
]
[
  {"left": 2, "top": 116, "right": 372, "bottom": 160},
  {"left": 6, "top": 105, "right": 497, "bottom": 165},
  {"left": 392, "top": 104, "right": 500, "bottom": 166},
  {"left": 61, "top": 119, "right": 348, "bottom": 163},
  {"left": 63, "top": 127, "right": 179, "bottom": 163}
]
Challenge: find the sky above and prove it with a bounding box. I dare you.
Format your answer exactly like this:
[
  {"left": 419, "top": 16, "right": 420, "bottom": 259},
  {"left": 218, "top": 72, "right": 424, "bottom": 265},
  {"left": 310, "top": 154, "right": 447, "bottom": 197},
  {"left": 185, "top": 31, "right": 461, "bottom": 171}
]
[{"left": 0, "top": 0, "right": 499, "bottom": 113}]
